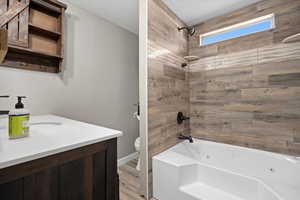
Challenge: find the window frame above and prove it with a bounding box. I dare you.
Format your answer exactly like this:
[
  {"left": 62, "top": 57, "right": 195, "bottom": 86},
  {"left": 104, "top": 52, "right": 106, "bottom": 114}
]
[{"left": 199, "top": 14, "right": 275, "bottom": 46}]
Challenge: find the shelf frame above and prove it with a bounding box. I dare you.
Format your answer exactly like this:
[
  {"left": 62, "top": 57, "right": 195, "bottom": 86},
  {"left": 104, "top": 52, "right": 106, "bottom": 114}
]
[
  {"left": 29, "top": 22, "right": 62, "bottom": 38},
  {"left": 0, "top": 0, "right": 67, "bottom": 73}
]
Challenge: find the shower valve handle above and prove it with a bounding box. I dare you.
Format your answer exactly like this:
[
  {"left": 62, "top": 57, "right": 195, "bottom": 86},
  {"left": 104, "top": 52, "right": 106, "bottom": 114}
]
[{"left": 177, "top": 112, "right": 190, "bottom": 125}]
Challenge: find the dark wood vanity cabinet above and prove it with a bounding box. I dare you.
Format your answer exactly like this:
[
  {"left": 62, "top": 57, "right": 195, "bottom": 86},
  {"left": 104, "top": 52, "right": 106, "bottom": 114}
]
[{"left": 0, "top": 138, "right": 119, "bottom": 200}]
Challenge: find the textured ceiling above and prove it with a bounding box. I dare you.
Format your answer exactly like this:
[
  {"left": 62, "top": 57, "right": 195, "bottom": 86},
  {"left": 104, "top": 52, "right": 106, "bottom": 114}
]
[
  {"left": 66, "top": 0, "right": 264, "bottom": 35},
  {"left": 67, "top": 0, "right": 139, "bottom": 34},
  {"left": 162, "top": 0, "right": 264, "bottom": 25}
]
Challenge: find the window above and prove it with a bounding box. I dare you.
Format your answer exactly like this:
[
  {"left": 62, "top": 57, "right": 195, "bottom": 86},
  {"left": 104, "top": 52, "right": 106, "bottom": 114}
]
[{"left": 200, "top": 14, "right": 275, "bottom": 46}]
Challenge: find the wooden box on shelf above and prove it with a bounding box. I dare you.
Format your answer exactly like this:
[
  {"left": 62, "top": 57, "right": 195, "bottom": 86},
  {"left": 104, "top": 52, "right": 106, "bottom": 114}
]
[{"left": 0, "top": 0, "right": 67, "bottom": 73}]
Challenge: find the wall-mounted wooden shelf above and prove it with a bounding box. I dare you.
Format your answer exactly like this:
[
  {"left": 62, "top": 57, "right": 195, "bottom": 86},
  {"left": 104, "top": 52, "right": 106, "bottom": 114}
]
[
  {"left": 31, "top": 0, "right": 63, "bottom": 14},
  {"left": 29, "top": 23, "right": 62, "bottom": 39},
  {"left": 0, "top": 0, "right": 67, "bottom": 73},
  {"left": 8, "top": 45, "right": 63, "bottom": 59}
]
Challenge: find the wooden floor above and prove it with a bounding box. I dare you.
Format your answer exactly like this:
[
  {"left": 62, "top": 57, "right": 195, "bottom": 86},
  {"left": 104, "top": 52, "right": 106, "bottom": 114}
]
[{"left": 119, "top": 159, "right": 145, "bottom": 200}]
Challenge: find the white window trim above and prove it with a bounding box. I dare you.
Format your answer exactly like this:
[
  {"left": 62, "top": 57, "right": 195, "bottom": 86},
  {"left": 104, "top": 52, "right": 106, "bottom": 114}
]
[{"left": 199, "top": 13, "right": 275, "bottom": 46}]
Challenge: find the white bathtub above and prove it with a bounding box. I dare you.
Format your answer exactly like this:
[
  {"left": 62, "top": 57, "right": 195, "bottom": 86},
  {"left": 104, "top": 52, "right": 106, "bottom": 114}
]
[{"left": 153, "top": 139, "right": 300, "bottom": 200}]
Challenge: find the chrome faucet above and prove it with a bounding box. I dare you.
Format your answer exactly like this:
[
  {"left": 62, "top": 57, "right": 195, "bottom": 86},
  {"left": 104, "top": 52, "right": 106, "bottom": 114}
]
[{"left": 0, "top": 96, "right": 9, "bottom": 115}]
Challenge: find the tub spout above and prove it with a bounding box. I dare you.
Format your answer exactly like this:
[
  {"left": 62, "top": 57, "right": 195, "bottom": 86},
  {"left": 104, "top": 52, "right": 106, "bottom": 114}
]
[{"left": 178, "top": 134, "right": 194, "bottom": 143}]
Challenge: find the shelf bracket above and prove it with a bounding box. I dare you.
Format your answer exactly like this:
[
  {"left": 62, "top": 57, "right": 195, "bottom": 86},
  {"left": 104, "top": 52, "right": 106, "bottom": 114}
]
[{"left": 0, "top": 1, "right": 29, "bottom": 27}]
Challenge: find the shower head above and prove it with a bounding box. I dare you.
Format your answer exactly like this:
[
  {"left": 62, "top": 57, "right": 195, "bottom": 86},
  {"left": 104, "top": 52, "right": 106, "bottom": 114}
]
[{"left": 178, "top": 26, "right": 196, "bottom": 36}]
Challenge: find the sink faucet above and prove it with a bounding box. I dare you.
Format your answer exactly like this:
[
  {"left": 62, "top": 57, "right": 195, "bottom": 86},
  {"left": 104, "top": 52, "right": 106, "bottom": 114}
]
[
  {"left": 178, "top": 134, "right": 194, "bottom": 143},
  {"left": 0, "top": 96, "right": 9, "bottom": 115}
]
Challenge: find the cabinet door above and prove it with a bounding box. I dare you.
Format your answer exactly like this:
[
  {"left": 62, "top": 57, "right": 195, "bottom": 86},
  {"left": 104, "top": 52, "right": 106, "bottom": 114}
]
[
  {"left": 93, "top": 151, "right": 107, "bottom": 200},
  {"left": 23, "top": 168, "right": 59, "bottom": 200},
  {"left": 59, "top": 159, "right": 86, "bottom": 200},
  {"left": 0, "top": 179, "right": 23, "bottom": 200},
  {"left": 7, "top": 0, "right": 29, "bottom": 47},
  {"left": 18, "top": 0, "right": 29, "bottom": 47},
  {"left": 0, "top": 139, "right": 119, "bottom": 200}
]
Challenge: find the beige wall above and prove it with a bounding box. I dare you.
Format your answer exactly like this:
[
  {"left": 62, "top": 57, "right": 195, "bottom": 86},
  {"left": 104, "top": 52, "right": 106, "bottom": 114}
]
[{"left": 0, "top": 1, "right": 139, "bottom": 159}]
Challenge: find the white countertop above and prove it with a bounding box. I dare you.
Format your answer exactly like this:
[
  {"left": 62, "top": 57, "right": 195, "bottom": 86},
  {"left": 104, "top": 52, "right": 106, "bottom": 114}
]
[{"left": 0, "top": 115, "right": 122, "bottom": 169}]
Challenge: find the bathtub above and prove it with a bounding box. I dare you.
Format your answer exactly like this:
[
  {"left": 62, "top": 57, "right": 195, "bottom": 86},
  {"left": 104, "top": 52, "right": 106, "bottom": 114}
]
[{"left": 153, "top": 139, "right": 300, "bottom": 200}]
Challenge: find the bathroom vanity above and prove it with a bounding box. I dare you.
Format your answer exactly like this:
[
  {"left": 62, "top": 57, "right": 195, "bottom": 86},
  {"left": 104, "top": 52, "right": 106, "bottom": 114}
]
[{"left": 0, "top": 115, "right": 122, "bottom": 200}]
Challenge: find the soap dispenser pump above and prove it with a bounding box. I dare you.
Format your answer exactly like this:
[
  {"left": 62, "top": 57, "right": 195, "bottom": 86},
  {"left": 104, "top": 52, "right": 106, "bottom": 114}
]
[
  {"left": 16, "top": 96, "right": 25, "bottom": 108},
  {"left": 9, "top": 96, "right": 30, "bottom": 139}
]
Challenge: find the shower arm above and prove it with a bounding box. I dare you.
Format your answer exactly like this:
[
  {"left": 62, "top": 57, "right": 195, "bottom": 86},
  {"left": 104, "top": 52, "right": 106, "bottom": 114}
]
[{"left": 177, "top": 26, "right": 196, "bottom": 36}]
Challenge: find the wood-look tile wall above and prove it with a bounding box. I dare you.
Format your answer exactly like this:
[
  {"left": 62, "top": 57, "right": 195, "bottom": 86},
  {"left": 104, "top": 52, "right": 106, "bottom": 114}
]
[
  {"left": 189, "top": 0, "right": 300, "bottom": 57},
  {"left": 148, "top": 41, "right": 189, "bottom": 158},
  {"left": 148, "top": 0, "right": 189, "bottom": 195},
  {"left": 189, "top": 0, "right": 300, "bottom": 156}
]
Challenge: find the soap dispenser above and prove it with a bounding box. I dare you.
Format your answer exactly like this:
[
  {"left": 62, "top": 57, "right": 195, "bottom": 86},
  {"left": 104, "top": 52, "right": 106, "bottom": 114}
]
[{"left": 9, "top": 96, "right": 30, "bottom": 139}]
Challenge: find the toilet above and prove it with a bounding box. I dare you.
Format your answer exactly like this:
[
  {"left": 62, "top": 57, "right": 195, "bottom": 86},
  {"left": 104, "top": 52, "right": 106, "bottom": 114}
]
[{"left": 134, "top": 137, "right": 141, "bottom": 171}]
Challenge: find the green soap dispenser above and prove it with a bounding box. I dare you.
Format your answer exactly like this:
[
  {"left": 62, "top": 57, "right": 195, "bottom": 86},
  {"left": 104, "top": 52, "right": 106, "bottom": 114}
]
[{"left": 9, "top": 96, "right": 30, "bottom": 139}]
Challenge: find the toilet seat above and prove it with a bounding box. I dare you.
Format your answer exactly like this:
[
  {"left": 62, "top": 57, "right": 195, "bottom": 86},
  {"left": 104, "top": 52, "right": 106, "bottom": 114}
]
[
  {"left": 135, "top": 137, "right": 140, "bottom": 152},
  {"left": 135, "top": 137, "right": 141, "bottom": 171}
]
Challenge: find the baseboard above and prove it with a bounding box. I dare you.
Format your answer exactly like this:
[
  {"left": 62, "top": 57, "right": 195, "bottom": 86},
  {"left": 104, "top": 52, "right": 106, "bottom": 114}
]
[{"left": 118, "top": 152, "right": 139, "bottom": 167}]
